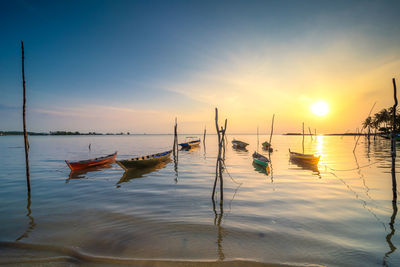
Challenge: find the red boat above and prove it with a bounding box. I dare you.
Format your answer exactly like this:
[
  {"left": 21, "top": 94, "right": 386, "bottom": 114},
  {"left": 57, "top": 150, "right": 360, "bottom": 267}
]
[{"left": 65, "top": 152, "right": 117, "bottom": 171}]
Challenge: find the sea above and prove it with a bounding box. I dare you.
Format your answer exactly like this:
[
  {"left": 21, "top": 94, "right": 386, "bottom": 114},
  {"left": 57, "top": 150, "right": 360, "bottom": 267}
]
[{"left": 0, "top": 134, "right": 399, "bottom": 266}]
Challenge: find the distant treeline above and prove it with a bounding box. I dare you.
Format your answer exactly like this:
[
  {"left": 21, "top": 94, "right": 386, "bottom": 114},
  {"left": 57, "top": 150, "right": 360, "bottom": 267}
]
[
  {"left": 363, "top": 107, "right": 399, "bottom": 134},
  {"left": 0, "top": 131, "right": 130, "bottom": 136}
]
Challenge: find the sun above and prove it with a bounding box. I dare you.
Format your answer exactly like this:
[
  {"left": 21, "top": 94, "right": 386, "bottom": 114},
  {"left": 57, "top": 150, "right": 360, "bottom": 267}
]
[{"left": 311, "top": 101, "right": 329, "bottom": 117}]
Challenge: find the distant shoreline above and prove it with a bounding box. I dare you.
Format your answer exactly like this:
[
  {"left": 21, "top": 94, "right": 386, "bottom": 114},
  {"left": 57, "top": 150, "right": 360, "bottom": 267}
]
[{"left": 0, "top": 131, "right": 386, "bottom": 136}]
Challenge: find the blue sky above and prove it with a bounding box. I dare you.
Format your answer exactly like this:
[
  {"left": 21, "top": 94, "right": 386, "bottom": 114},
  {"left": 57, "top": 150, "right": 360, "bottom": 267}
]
[{"left": 1, "top": 0, "right": 400, "bottom": 133}]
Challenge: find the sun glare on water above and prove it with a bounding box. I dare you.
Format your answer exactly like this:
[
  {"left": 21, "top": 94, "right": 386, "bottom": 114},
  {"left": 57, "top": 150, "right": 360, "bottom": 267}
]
[{"left": 311, "top": 101, "right": 329, "bottom": 117}]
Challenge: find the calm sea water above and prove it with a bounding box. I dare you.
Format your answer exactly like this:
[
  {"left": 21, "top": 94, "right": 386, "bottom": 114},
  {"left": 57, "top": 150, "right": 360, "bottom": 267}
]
[{"left": 0, "top": 134, "right": 399, "bottom": 266}]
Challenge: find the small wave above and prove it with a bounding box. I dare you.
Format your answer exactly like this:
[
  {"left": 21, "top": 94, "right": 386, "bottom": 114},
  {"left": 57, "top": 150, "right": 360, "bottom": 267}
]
[{"left": 0, "top": 241, "right": 290, "bottom": 266}]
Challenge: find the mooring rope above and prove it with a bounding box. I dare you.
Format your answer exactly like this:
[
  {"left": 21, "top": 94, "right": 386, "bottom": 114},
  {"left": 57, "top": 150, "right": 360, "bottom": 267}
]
[{"left": 323, "top": 161, "right": 378, "bottom": 172}]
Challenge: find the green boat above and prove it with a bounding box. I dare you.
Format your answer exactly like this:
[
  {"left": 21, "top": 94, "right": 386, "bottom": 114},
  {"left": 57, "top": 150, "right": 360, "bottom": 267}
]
[
  {"left": 252, "top": 151, "right": 270, "bottom": 168},
  {"left": 116, "top": 150, "right": 172, "bottom": 171}
]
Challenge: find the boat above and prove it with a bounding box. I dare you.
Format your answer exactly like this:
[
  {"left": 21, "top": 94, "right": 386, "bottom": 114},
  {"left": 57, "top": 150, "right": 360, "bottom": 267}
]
[
  {"left": 116, "top": 150, "right": 172, "bottom": 171},
  {"left": 232, "top": 139, "right": 249, "bottom": 149},
  {"left": 65, "top": 152, "right": 117, "bottom": 171},
  {"left": 252, "top": 151, "right": 270, "bottom": 168},
  {"left": 289, "top": 149, "right": 320, "bottom": 164},
  {"left": 262, "top": 141, "right": 273, "bottom": 152},
  {"left": 381, "top": 133, "right": 400, "bottom": 141},
  {"left": 179, "top": 137, "right": 200, "bottom": 149},
  {"left": 252, "top": 161, "right": 271, "bottom": 175}
]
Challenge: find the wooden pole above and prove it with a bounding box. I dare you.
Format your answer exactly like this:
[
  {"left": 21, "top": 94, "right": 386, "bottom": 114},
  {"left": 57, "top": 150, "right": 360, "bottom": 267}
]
[
  {"left": 391, "top": 78, "right": 397, "bottom": 158},
  {"left": 391, "top": 78, "right": 397, "bottom": 201},
  {"left": 222, "top": 119, "right": 227, "bottom": 160},
  {"left": 21, "top": 41, "right": 30, "bottom": 193},
  {"left": 269, "top": 114, "right": 275, "bottom": 145},
  {"left": 212, "top": 108, "right": 227, "bottom": 202},
  {"left": 314, "top": 128, "right": 316, "bottom": 137},
  {"left": 220, "top": 120, "right": 227, "bottom": 201},
  {"left": 308, "top": 127, "right": 313, "bottom": 141},
  {"left": 302, "top": 122, "right": 304, "bottom": 154},
  {"left": 173, "top": 118, "right": 178, "bottom": 161}
]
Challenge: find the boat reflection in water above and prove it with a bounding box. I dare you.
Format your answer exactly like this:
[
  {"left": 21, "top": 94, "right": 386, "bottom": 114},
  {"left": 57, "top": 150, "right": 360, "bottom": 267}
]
[
  {"left": 252, "top": 162, "right": 271, "bottom": 175},
  {"left": 233, "top": 146, "right": 248, "bottom": 152},
  {"left": 180, "top": 144, "right": 200, "bottom": 152},
  {"left": 67, "top": 164, "right": 113, "bottom": 181},
  {"left": 117, "top": 159, "right": 171, "bottom": 185},
  {"left": 289, "top": 158, "right": 320, "bottom": 175}
]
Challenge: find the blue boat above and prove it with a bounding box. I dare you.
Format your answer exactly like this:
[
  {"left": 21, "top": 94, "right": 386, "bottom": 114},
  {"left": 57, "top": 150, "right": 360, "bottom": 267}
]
[{"left": 179, "top": 137, "right": 201, "bottom": 149}]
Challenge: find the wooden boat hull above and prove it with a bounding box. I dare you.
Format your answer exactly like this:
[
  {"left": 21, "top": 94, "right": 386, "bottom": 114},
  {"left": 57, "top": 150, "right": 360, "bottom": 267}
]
[
  {"left": 232, "top": 140, "right": 249, "bottom": 149},
  {"left": 116, "top": 150, "right": 172, "bottom": 171},
  {"left": 252, "top": 151, "right": 269, "bottom": 168},
  {"left": 253, "top": 158, "right": 268, "bottom": 167},
  {"left": 66, "top": 152, "right": 117, "bottom": 171},
  {"left": 289, "top": 150, "right": 320, "bottom": 164},
  {"left": 252, "top": 162, "right": 271, "bottom": 175},
  {"left": 179, "top": 140, "right": 200, "bottom": 149}
]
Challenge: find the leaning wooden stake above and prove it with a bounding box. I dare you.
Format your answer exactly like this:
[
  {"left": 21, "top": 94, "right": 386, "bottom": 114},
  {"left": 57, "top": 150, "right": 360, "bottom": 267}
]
[
  {"left": 354, "top": 102, "right": 376, "bottom": 153},
  {"left": 21, "top": 41, "right": 30, "bottom": 193},
  {"left": 269, "top": 114, "right": 275, "bottom": 145},
  {"left": 308, "top": 127, "right": 313, "bottom": 141}
]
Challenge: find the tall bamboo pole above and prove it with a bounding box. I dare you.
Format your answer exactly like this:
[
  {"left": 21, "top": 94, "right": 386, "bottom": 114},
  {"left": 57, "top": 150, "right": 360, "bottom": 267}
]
[
  {"left": 173, "top": 118, "right": 178, "bottom": 163},
  {"left": 391, "top": 78, "right": 397, "bottom": 202},
  {"left": 391, "top": 78, "right": 397, "bottom": 158},
  {"left": 21, "top": 41, "right": 30, "bottom": 193}
]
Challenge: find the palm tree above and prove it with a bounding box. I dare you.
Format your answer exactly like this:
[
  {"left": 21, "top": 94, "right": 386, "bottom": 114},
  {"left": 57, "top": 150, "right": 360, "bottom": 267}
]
[
  {"left": 363, "top": 116, "right": 372, "bottom": 141},
  {"left": 362, "top": 116, "right": 372, "bottom": 129}
]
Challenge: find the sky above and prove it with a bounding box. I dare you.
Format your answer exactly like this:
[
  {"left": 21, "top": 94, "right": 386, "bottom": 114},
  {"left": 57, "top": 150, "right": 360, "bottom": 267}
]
[{"left": 1, "top": 0, "right": 400, "bottom": 134}]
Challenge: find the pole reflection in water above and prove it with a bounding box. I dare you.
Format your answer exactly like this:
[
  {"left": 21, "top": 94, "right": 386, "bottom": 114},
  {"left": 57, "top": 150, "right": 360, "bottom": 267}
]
[
  {"left": 212, "top": 198, "right": 225, "bottom": 261},
  {"left": 383, "top": 152, "right": 398, "bottom": 265},
  {"left": 16, "top": 191, "right": 35, "bottom": 241},
  {"left": 174, "top": 151, "right": 178, "bottom": 184}
]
